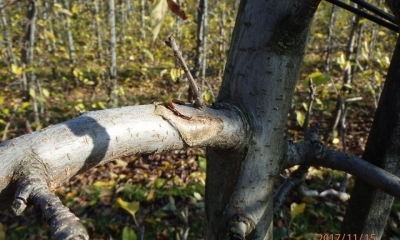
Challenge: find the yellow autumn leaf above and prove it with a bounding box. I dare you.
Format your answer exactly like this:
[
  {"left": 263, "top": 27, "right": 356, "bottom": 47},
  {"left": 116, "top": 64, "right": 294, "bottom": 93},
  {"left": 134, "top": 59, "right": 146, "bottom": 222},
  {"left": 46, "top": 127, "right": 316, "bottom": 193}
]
[
  {"left": 97, "top": 101, "right": 106, "bottom": 109},
  {"left": 44, "top": 30, "right": 56, "bottom": 42},
  {"left": 53, "top": 3, "right": 62, "bottom": 9},
  {"left": 29, "top": 88, "right": 36, "bottom": 98},
  {"left": 57, "top": 8, "right": 73, "bottom": 16},
  {"left": 295, "top": 110, "right": 305, "bottom": 127},
  {"left": 170, "top": 68, "right": 184, "bottom": 82},
  {"left": 290, "top": 202, "right": 306, "bottom": 219},
  {"left": 11, "top": 64, "right": 23, "bottom": 76},
  {"left": 145, "top": 190, "right": 155, "bottom": 201},
  {"left": 42, "top": 88, "right": 50, "bottom": 98},
  {"left": 203, "top": 91, "right": 212, "bottom": 102},
  {"left": 116, "top": 197, "right": 140, "bottom": 217},
  {"left": 71, "top": 4, "right": 79, "bottom": 15},
  {"left": 72, "top": 68, "right": 81, "bottom": 78}
]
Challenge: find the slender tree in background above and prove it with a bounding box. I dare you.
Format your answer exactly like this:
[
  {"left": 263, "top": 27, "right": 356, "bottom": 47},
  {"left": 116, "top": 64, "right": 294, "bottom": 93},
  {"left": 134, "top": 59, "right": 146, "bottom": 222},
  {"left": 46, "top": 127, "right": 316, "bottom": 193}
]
[
  {"left": 343, "top": 7, "right": 362, "bottom": 93},
  {"left": 93, "top": 0, "right": 103, "bottom": 64},
  {"left": 62, "top": 0, "right": 76, "bottom": 65},
  {"left": 200, "top": 0, "right": 207, "bottom": 92},
  {"left": 219, "top": 0, "right": 227, "bottom": 77},
  {"left": 190, "top": 0, "right": 205, "bottom": 102},
  {"left": 140, "top": 0, "right": 146, "bottom": 40},
  {"left": 368, "top": 0, "right": 383, "bottom": 109},
  {"left": 126, "top": 0, "right": 132, "bottom": 18},
  {"left": 21, "top": 0, "right": 41, "bottom": 126},
  {"left": 325, "top": 5, "right": 337, "bottom": 72},
  {"left": 43, "top": 1, "right": 59, "bottom": 80},
  {"left": 62, "top": 0, "right": 77, "bottom": 88},
  {"left": 109, "top": 0, "right": 118, "bottom": 107},
  {"left": 0, "top": 0, "right": 16, "bottom": 70},
  {"left": 326, "top": 5, "right": 362, "bottom": 143},
  {"left": 119, "top": 0, "right": 126, "bottom": 47}
]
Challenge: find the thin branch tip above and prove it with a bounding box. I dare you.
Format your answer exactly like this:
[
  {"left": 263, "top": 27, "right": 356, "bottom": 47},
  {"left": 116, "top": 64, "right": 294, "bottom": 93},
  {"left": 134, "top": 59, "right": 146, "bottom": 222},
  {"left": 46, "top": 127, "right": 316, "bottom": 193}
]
[{"left": 165, "top": 35, "right": 204, "bottom": 108}]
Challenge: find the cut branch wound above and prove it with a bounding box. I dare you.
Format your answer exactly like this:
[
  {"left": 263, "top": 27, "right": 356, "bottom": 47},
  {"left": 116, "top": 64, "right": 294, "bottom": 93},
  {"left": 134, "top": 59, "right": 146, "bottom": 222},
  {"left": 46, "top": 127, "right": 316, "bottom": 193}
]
[
  {"left": 154, "top": 103, "right": 223, "bottom": 147},
  {"left": 228, "top": 214, "right": 255, "bottom": 240}
]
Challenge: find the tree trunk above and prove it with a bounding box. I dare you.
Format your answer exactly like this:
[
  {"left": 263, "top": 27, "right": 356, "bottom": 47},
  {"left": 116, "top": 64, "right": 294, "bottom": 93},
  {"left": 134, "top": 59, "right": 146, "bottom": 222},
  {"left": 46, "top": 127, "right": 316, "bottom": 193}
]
[
  {"left": 205, "top": 0, "right": 320, "bottom": 239},
  {"left": 341, "top": 27, "right": 400, "bottom": 240}
]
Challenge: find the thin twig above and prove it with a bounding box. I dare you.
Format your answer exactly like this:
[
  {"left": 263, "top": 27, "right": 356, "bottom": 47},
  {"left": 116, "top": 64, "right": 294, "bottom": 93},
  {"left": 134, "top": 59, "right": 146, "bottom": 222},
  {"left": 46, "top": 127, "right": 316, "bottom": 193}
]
[
  {"left": 2, "top": 98, "right": 22, "bottom": 141},
  {"left": 303, "top": 78, "right": 316, "bottom": 132},
  {"left": 338, "top": 95, "right": 346, "bottom": 153},
  {"left": 165, "top": 36, "right": 203, "bottom": 109},
  {"left": 179, "top": 207, "right": 190, "bottom": 240},
  {"left": 338, "top": 95, "right": 350, "bottom": 192},
  {"left": 273, "top": 165, "right": 308, "bottom": 214},
  {"left": 0, "top": 0, "right": 20, "bottom": 11},
  {"left": 202, "top": 77, "right": 215, "bottom": 102}
]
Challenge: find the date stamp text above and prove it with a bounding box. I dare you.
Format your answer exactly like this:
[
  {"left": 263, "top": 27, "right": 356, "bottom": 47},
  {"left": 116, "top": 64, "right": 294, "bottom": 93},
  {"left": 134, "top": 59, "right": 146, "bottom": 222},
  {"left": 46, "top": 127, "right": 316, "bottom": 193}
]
[{"left": 318, "top": 234, "right": 376, "bottom": 240}]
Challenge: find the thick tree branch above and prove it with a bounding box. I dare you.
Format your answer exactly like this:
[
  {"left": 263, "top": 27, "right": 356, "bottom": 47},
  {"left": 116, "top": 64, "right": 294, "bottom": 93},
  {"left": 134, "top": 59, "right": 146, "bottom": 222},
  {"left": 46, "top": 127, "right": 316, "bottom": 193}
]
[
  {"left": 283, "top": 141, "right": 400, "bottom": 199},
  {"left": 0, "top": 103, "right": 247, "bottom": 210}
]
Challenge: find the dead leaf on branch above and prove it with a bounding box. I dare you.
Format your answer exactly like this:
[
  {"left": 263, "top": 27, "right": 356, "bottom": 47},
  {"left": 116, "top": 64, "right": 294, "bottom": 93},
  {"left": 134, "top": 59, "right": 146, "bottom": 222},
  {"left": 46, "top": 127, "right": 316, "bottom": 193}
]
[{"left": 166, "top": 0, "right": 188, "bottom": 20}]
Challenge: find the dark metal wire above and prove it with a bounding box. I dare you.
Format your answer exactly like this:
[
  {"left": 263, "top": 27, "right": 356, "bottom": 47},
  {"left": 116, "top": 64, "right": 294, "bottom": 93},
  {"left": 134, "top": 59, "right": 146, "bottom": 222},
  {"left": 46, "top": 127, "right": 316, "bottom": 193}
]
[
  {"left": 350, "top": 0, "right": 396, "bottom": 23},
  {"left": 325, "top": 0, "right": 398, "bottom": 32}
]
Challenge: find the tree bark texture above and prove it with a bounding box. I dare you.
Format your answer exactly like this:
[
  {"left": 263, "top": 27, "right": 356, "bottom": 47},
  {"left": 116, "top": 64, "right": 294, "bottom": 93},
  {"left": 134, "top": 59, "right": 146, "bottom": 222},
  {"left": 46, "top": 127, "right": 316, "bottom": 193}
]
[
  {"left": 205, "top": 0, "right": 321, "bottom": 239},
  {"left": 341, "top": 33, "right": 400, "bottom": 238},
  {"left": 0, "top": 104, "right": 245, "bottom": 211}
]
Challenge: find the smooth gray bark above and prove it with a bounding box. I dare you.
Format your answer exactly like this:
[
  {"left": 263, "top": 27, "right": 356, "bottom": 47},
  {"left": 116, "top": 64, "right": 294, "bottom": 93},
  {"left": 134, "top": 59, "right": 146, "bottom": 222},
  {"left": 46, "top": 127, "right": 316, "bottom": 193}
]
[
  {"left": 205, "top": 0, "right": 321, "bottom": 239},
  {"left": 0, "top": 104, "right": 245, "bottom": 210}
]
